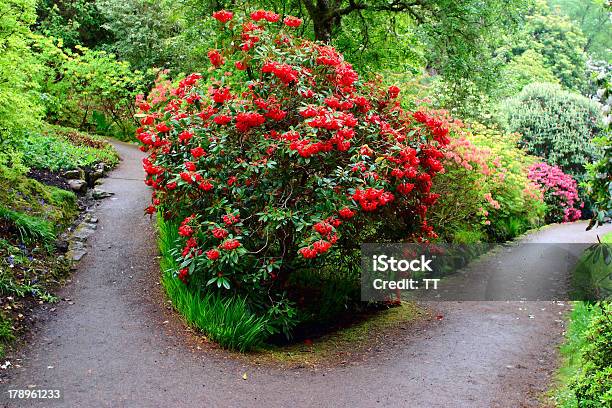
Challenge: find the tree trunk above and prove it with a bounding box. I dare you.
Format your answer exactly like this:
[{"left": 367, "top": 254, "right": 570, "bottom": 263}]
[
  {"left": 313, "top": 18, "right": 334, "bottom": 43},
  {"left": 301, "top": 0, "right": 338, "bottom": 43}
]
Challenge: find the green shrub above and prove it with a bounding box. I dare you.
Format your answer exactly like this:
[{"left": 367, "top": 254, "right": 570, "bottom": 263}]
[
  {"left": 45, "top": 46, "right": 146, "bottom": 140},
  {"left": 500, "top": 82, "right": 603, "bottom": 181},
  {"left": 569, "top": 302, "right": 612, "bottom": 407}
]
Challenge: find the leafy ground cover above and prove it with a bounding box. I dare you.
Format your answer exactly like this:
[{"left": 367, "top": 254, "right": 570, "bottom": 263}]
[
  {"left": 19, "top": 125, "right": 118, "bottom": 172},
  {"left": 549, "top": 232, "right": 612, "bottom": 407}
]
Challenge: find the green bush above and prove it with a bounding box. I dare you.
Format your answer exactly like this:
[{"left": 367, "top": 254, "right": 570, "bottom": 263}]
[
  {"left": 500, "top": 82, "right": 603, "bottom": 181},
  {"left": 45, "top": 46, "right": 146, "bottom": 140},
  {"left": 569, "top": 302, "right": 612, "bottom": 407}
]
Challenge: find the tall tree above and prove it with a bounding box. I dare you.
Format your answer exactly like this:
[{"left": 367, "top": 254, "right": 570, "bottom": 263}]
[{"left": 549, "top": 0, "right": 612, "bottom": 60}]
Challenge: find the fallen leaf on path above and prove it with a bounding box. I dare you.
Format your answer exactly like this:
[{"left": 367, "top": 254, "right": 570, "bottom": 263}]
[{"left": 242, "top": 373, "right": 248, "bottom": 380}]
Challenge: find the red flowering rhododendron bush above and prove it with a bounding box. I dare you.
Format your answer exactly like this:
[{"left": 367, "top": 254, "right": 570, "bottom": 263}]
[
  {"left": 136, "top": 9, "right": 450, "bottom": 333},
  {"left": 528, "top": 162, "right": 582, "bottom": 223}
]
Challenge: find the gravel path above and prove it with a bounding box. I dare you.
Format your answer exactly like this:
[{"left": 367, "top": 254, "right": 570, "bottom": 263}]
[{"left": 1, "top": 141, "right": 610, "bottom": 408}]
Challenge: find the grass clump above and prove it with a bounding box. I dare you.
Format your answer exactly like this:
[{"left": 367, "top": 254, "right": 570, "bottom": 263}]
[
  {"left": 0, "top": 206, "right": 55, "bottom": 246},
  {"left": 158, "top": 215, "right": 269, "bottom": 352}
]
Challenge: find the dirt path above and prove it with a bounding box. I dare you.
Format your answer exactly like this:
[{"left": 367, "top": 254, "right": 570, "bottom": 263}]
[{"left": 1, "top": 141, "right": 610, "bottom": 408}]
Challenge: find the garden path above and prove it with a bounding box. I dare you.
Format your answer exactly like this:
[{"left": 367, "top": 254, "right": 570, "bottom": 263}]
[{"left": 1, "top": 141, "right": 610, "bottom": 408}]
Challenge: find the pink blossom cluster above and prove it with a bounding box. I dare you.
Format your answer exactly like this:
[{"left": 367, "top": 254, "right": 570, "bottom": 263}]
[{"left": 528, "top": 162, "right": 582, "bottom": 222}]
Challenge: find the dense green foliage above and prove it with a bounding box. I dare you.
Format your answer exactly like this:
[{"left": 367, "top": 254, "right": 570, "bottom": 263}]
[
  {"left": 19, "top": 125, "right": 118, "bottom": 171},
  {"left": 0, "top": 0, "right": 45, "bottom": 151},
  {"left": 517, "top": 1, "right": 589, "bottom": 91},
  {"left": 501, "top": 83, "right": 603, "bottom": 181},
  {"left": 553, "top": 300, "right": 612, "bottom": 407},
  {"left": 548, "top": 0, "right": 612, "bottom": 61},
  {"left": 36, "top": 0, "right": 110, "bottom": 49},
  {"left": 585, "top": 66, "right": 612, "bottom": 228},
  {"left": 45, "top": 46, "right": 146, "bottom": 139}
]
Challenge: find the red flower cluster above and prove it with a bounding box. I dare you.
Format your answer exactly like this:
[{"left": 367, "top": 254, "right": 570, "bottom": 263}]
[
  {"left": 413, "top": 111, "right": 451, "bottom": 145},
  {"left": 212, "top": 87, "right": 232, "bottom": 104},
  {"left": 220, "top": 239, "right": 241, "bottom": 250},
  {"left": 262, "top": 61, "right": 299, "bottom": 84},
  {"left": 222, "top": 214, "right": 239, "bottom": 226},
  {"left": 235, "top": 112, "right": 266, "bottom": 132},
  {"left": 283, "top": 16, "right": 302, "bottom": 27},
  {"left": 208, "top": 49, "right": 224, "bottom": 67},
  {"left": 178, "top": 268, "right": 189, "bottom": 283},
  {"left": 352, "top": 188, "right": 395, "bottom": 212},
  {"left": 212, "top": 227, "right": 229, "bottom": 239},
  {"left": 206, "top": 249, "right": 220, "bottom": 260},
  {"left": 250, "top": 10, "right": 279, "bottom": 22},
  {"left": 212, "top": 10, "right": 233, "bottom": 24}
]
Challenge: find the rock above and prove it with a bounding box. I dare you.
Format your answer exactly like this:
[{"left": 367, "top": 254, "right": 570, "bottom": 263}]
[
  {"left": 94, "top": 162, "right": 106, "bottom": 173},
  {"left": 63, "top": 168, "right": 85, "bottom": 180},
  {"left": 66, "top": 248, "right": 87, "bottom": 262},
  {"left": 72, "top": 224, "right": 96, "bottom": 241},
  {"left": 68, "top": 179, "right": 87, "bottom": 193},
  {"left": 66, "top": 241, "right": 87, "bottom": 262},
  {"left": 92, "top": 188, "right": 114, "bottom": 199},
  {"left": 90, "top": 170, "right": 104, "bottom": 183},
  {"left": 86, "top": 163, "right": 106, "bottom": 185},
  {"left": 54, "top": 239, "right": 69, "bottom": 253}
]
